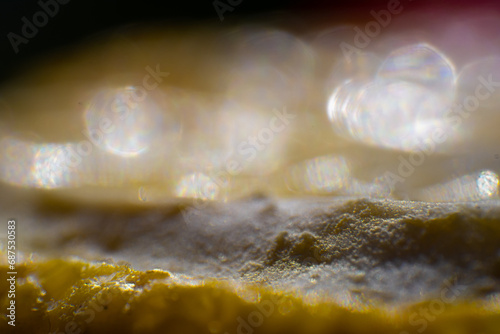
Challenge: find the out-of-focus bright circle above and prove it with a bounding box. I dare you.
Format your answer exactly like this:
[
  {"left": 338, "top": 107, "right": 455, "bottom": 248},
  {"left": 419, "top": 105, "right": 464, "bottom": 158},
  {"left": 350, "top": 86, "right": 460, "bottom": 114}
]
[
  {"left": 416, "top": 169, "right": 500, "bottom": 202},
  {"left": 84, "top": 86, "right": 164, "bottom": 157},
  {"left": 477, "top": 170, "right": 499, "bottom": 198},
  {"left": 285, "top": 155, "right": 350, "bottom": 193},
  {"left": 175, "top": 172, "right": 220, "bottom": 200},
  {"left": 328, "top": 80, "right": 452, "bottom": 151},
  {"left": 327, "top": 80, "right": 365, "bottom": 138},
  {"left": 328, "top": 43, "right": 457, "bottom": 151},
  {"left": 377, "top": 43, "right": 456, "bottom": 92},
  {"left": 0, "top": 137, "right": 78, "bottom": 189},
  {"left": 33, "top": 144, "right": 73, "bottom": 188}
]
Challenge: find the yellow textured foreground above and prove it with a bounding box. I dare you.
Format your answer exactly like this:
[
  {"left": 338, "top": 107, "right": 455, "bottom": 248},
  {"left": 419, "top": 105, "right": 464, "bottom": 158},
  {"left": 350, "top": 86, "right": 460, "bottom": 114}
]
[{"left": 1, "top": 257, "right": 499, "bottom": 334}]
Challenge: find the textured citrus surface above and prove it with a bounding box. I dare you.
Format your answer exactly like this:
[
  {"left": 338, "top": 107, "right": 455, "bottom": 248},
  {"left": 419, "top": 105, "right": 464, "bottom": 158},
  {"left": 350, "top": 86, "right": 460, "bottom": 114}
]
[
  {"left": 1, "top": 254, "right": 500, "bottom": 334},
  {"left": 2, "top": 190, "right": 500, "bottom": 333}
]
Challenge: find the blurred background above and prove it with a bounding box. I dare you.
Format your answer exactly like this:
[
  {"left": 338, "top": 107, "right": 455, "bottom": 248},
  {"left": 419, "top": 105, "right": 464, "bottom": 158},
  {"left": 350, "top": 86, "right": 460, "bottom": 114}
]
[
  {"left": 1, "top": 0, "right": 500, "bottom": 205},
  {"left": 0, "top": 0, "right": 493, "bottom": 83}
]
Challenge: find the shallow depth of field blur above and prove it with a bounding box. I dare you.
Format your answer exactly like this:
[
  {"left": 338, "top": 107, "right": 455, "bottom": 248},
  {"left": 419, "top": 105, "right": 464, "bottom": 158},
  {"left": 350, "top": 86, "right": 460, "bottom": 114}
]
[
  {"left": 2, "top": 2, "right": 500, "bottom": 334},
  {"left": 1, "top": 4, "right": 500, "bottom": 205}
]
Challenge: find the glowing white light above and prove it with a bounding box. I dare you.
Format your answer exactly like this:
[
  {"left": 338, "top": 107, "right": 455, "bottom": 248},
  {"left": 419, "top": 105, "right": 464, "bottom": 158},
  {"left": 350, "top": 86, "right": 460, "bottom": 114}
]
[
  {"left": 328, "top": 80, "right": 452, "bottom": 150},
  {"left": 175, "top": 172, "right": 220, "bottom": 200},
  {"left": 286, "top": 155, "right": 350, "bottom": 193},
  {"left": 84, "top": 86, "right": 164, "bottom": 157},
  {"left": 327, "top": 52, "right": 382, "bottom": 88},
  {"left": 0, "top": 137, "right": 76, "bottom": 189},
  {"left": 305, "top": 156, "right": 350, "bottom": 192},
  {"left": 285, "top": 155, "right": 390, "bottom": 197},
  {"left": 416, "top": 170, "right": 499, "bottom": 202},
  {"left": 328, "top": 43, "right": 457, "bottom": 151},
  {"left": 32, "top": 144, "right": 73, "bottom": 189},
  {"left": 377, "top": 43, "right": 456, "bottom": 91},
  {"left": 477, "top": 170, "right": 499, "bottom": 198}
]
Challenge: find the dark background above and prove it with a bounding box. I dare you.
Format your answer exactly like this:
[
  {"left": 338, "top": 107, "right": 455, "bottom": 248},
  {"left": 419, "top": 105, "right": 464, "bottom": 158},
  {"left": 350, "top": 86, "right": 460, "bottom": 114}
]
[{"left": 0, "top": 0, "right": 493, "bottom": 83}]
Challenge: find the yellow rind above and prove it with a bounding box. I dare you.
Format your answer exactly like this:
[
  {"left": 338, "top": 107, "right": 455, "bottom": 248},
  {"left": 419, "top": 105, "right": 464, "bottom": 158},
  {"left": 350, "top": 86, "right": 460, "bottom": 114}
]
[{"left": 1, "top": 257, "right": 499, "bottom": 334}]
